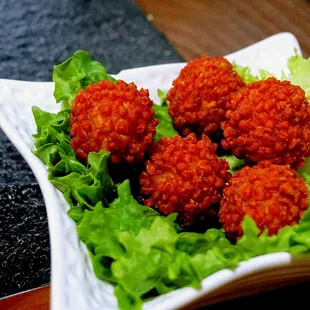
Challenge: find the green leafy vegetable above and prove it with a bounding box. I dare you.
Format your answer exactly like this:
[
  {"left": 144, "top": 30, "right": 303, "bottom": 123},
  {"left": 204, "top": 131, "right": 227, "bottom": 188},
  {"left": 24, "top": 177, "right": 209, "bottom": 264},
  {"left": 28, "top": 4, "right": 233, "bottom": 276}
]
[
  {"left": 51, "top": 150, "right": 114, "bottom": 210},
  {"left": 232, "top": 62, "right": 260, "bottom": 83},
  {"left": 110, "top": 199, "right": 239, "bottom": 309},
  {"left": 112, "top": 216, "right": 180, "bottom": 309},
  {"left": 232, "top": 61, "right": 274, "bottom": 83},
  {"left": 284, "top": 51, "right": 310, "bottom": 100},
  {"left": 76, "top": 180, "right": 159, "bottom": 283},
  {"left": 157, "top": 89, "right": 170, "bottom": 105},
  {"left": 233, "top": 53, "right": 310, "bottom": 101},
  {"left": 237, "top": 204, "right": 310, "bottom": 256},
  {"left": 53, "top": 50, "right": 116, "bottom": 107},
  {"left": 32, "top": 106, "right": 115, "bottom": 211},
  {"left": 32, "top": 106, "right": 73, "bottom": 165},
  {"left": 153, "top": 89, "right": 178, "bottom": 141},
  {"left": 258, "top": 69, "right": 275, "bottom": 80},
  {"left": 219, "top": 154, "right": 245, "bottom": 175}
]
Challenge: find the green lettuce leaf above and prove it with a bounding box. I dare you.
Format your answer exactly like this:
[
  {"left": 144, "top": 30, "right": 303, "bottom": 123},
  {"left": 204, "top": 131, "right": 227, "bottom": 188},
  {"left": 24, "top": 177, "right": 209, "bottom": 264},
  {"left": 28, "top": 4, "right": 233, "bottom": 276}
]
[
  {"left": 76, "top": 180, "right": 159, "bottom": 283},
  {"left": 237, "top": 203, "right": 310, "bottom": 257},
  {"left": 50, "top": 150, "right": 115, "bottom": 210},
  {"left": 32, "top": 106, "right": 74, "bottom": 166},
  {"left": 219, "top": 154, "right": 245, "bottom": 175},
  {"left": 177, "top": 229, "right": 230, "bottom": 255},
  {"left": 111, "top": 214, "right": 239, "bottom": 309},
  {"left": 157, "top": 89, "right": 170, "bottom": 105},
  {"left": 232, "top": 61, "right": 274, "bottom": 83},
  {"left": 112, "top": 217, "right": 179, "bottom": 302},
  {"left": 233, "top": 53, "right": 310, "bottom": 101},
  {"left": 53, "top": 50, "right": 116, "bottom": 107},
  {"left": 232, "top": 62, "right": 260, "bottom": 83},
  {"left": 258, "top": 69, "right": 275, "bottom": 80},
  {"left": 32, "top": 106, "right": 115, "bottom": 211},
  {"left": 283, "top": 51, "right": 310, "bottom": 100},
  {"left": 153, "top": 89, "right": 178, "bottom": 141}
]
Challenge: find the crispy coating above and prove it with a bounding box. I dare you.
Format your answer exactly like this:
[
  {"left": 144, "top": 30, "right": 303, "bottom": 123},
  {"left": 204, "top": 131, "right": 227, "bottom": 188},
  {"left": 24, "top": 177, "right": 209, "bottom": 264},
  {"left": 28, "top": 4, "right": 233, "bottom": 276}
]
[
  {"left": 139, "top": 134, "right": 231, "bottom": 226},
  {"left": 219, "top": 161, "right": 309, "bottom": 240},
  {"left": 167, "top": 55, "right": 245, "bottom": 137},
  {"left": 221, "top": 77, "right": 310, "bottom": 169},
  {"left": 70, "top": 80, "right": 158, "bottom": 164}
]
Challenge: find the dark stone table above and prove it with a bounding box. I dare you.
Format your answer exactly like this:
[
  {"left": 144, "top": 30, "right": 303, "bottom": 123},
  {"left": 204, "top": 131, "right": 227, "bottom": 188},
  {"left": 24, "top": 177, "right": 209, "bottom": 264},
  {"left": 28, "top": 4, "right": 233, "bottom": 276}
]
[{"left": 0, "top": 0, "right": 182, "bottom": 298}]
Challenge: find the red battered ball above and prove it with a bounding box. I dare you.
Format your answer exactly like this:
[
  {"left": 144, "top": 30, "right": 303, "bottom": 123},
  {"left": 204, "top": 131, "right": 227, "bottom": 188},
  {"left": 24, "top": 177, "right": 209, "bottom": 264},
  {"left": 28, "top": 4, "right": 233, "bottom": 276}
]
[
  {"left": 139, "top": 134, "right": 231, "bottom": 226},
  {"left": 70, "top": 80, "right": 158, "bottom": 164},
  {"left": 167, "top": 55, "right": 245, "bottom": 137},
  {"left": 221, "top": 77, "right": 310, "bottom": 169},
  {"left": 219, "top": 161, "right": 309, "bottom": 240}
]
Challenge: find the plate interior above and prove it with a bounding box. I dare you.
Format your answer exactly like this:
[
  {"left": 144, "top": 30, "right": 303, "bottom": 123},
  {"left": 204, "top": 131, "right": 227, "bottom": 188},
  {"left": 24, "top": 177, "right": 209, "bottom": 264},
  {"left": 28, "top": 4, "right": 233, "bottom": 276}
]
[{"left": 0, "top": 32, "right": 307, "bottom": 310}]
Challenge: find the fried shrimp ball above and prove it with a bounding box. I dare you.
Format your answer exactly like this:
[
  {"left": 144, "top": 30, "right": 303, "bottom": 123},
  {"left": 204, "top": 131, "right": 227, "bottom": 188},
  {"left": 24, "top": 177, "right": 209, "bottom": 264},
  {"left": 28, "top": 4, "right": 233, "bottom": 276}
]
[
  {"left": 70, "top": 80, "right": 158, "bottom": 164},
  {"left": 221, "top": 77, "right": 310, "bottom": 169},
  {"left": 167, "top": 55, "right": 245, "bottom": 137},
  {"left": 219, "top": 161, "right": 309, "bottom": 240},
  {"left": 139, "top": 134, "right": 231, "bottom": 226}
]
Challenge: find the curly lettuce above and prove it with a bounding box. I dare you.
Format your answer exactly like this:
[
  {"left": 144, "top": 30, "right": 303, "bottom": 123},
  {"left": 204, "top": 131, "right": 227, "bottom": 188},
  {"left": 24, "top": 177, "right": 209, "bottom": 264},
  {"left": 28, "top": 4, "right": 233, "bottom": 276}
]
[
  {"left": 283, "top": 52, "right": 310, "bottom": 100},
  {"left": 239, "top": 204, "right": 310, "bottom": 257},
  {"left": 53, "top": 50, "right": 116, "bottom": 108},
  {"left": 232, "top": 62, "right": 274, "bottom": 83},
  {"left": 153, "top": 89, "right": 177, "bottom": 141}
]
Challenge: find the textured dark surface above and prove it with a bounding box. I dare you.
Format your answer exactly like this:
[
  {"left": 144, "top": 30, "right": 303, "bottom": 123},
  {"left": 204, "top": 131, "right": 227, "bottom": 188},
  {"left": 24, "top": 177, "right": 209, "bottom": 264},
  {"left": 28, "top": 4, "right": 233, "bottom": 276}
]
[
  {"left": 0, "top": 0, "right": 182, "bottom": 298},
  {"left": 0, "top": 185, "right": 50, "bottom": 298},
  {"left": 0, "top": 132, "right": 37, "bottom": 186},
  {"left": 0, "top": 0, "right": 182, "bottom": 81}
]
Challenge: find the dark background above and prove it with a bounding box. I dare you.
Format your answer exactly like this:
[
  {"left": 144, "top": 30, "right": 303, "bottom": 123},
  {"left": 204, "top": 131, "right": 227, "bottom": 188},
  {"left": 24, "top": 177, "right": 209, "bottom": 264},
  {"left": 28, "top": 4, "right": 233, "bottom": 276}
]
[{"left": 0, "top": 0, "right": 309, "bottom": 308}]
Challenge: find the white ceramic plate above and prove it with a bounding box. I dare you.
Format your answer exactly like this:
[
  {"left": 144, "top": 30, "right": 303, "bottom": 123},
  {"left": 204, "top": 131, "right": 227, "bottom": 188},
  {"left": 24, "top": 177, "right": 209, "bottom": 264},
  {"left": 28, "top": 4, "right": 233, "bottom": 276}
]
[{"left": 0, "top": 32, "right": 309, "bottom": 310}]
